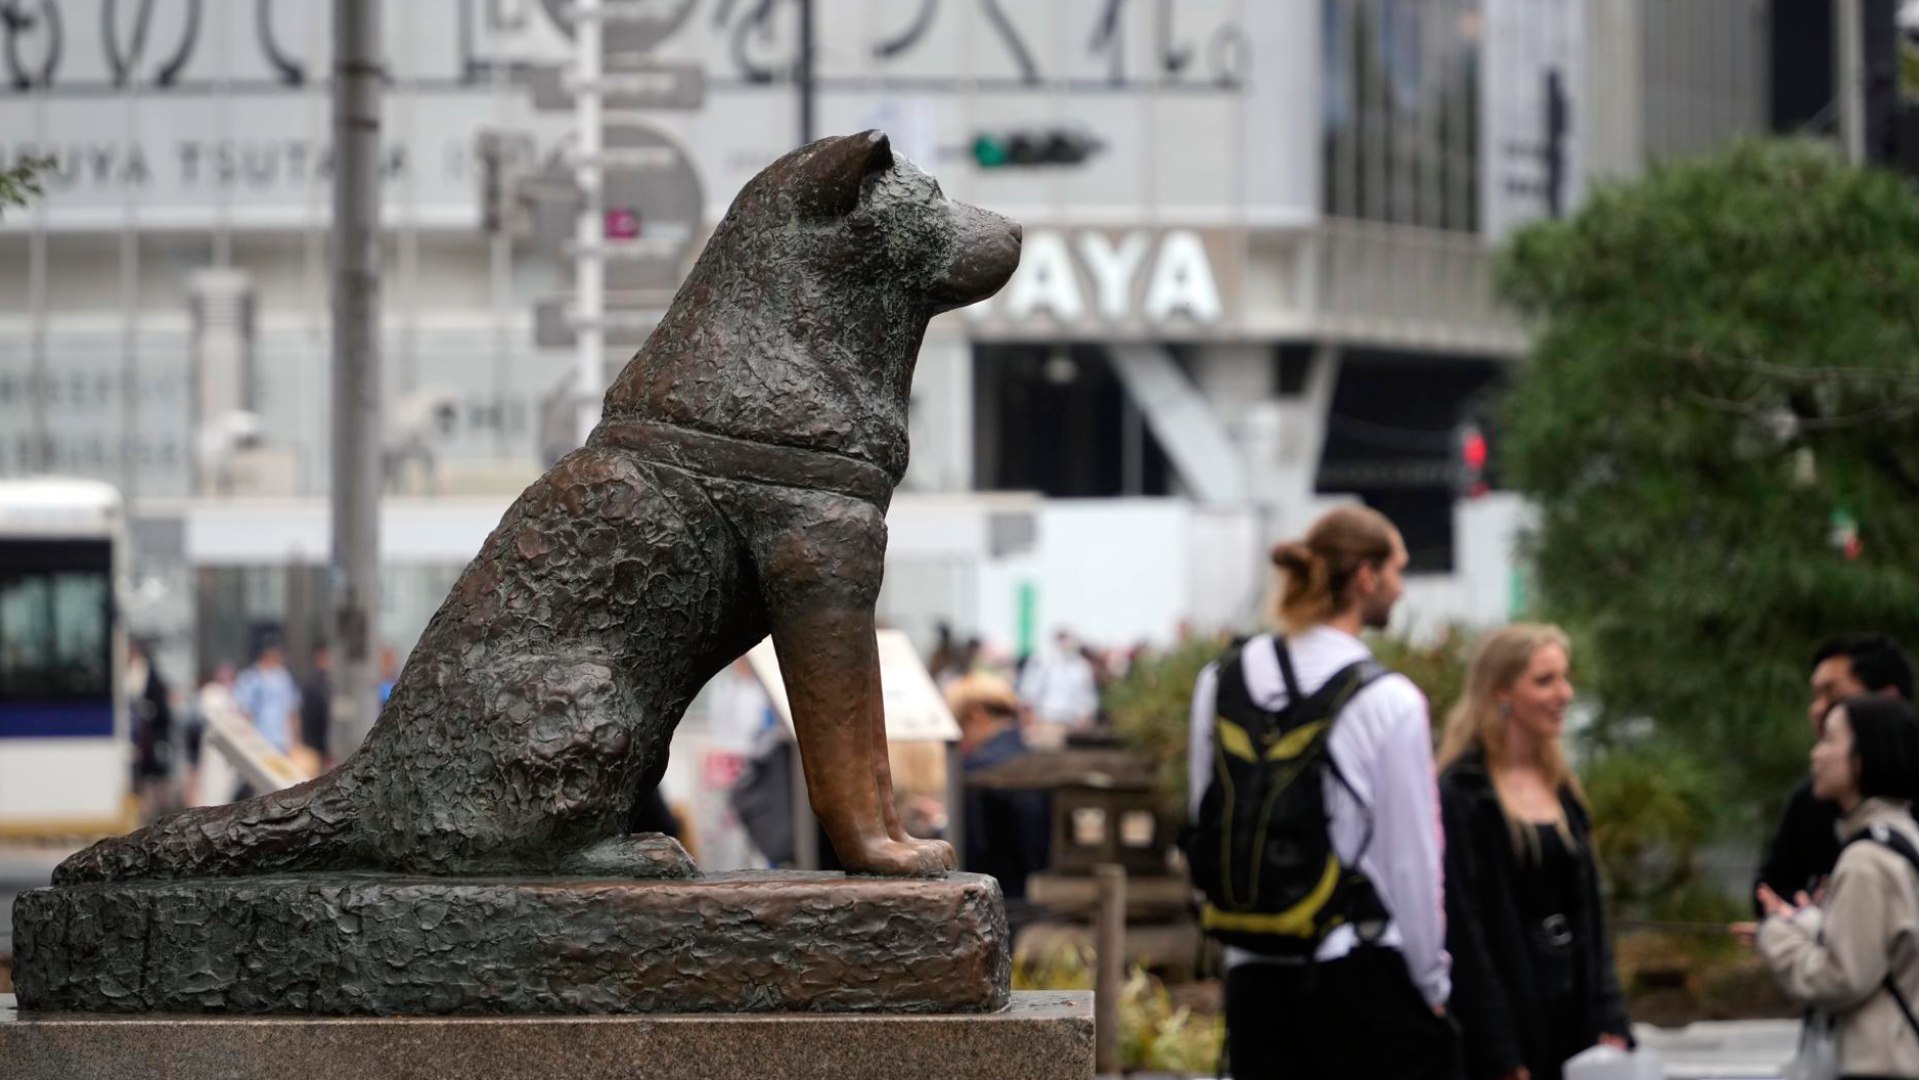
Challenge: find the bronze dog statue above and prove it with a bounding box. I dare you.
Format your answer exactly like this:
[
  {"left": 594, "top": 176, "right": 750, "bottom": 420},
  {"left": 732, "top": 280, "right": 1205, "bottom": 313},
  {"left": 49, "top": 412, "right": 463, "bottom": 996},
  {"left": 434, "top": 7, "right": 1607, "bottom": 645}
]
[{"left": 57, "top": 131, "right": 1022, "bottom": 884}]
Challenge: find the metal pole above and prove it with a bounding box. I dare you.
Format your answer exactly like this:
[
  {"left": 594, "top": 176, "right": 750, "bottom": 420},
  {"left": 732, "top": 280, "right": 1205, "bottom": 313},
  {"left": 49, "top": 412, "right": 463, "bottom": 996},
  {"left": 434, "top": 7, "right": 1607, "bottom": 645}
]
[
  {"left": 330, "top": 0, "right": 384, "bottom": 756},
  {"left": 944, "top": 740, "right": 966, "bottom": 871},
  {"left": 121, "top": 69, "right": 141, "bottom": 506},
  {"left": 1094, "top": 864, "right": 1127, "bottom": 1075},
  {"left": 1837, "top": 0, "right": 1866, "bottom": 165},
  {"left": 574, "top": 0, "right": 605, "bottom": 445},
  {"left": 28, "top": 80, "right": 48, "bottom": 473},
  {"left": 798, "top": 0, "right": 816, "bottom": 144}
]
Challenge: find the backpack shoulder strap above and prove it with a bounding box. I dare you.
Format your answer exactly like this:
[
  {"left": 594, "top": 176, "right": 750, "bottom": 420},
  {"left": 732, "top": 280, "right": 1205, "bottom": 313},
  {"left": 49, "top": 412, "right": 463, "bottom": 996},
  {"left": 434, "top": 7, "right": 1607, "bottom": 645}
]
[
  {"left": 1845, "top": 824, "right": 1919, "bottom": 1040},
  {"left": 1213, "top": 642, "right": 1255, "bottom": 718},
  {"left": 1304, "top": 658, "right": 1390, "bottom": 722},
  {"left": 1312, "top": 658, "right": 1393, "bottom": 854},
  {"left": 1850, "top": 822, "right": 1919, "bottom": 876},
  {"left": 1270, "top": 636, "right": 1303, "bottom": 704}
]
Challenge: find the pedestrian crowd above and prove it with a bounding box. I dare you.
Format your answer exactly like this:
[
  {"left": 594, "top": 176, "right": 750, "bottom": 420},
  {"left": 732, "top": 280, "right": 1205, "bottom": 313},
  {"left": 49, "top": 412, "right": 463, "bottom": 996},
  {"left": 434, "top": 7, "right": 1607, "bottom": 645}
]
[
  {"left": 1177, "top": 504, "right": 1919, "bottom": 1080},
  {"left": 127, "top": 634, "right": 403, "bottom": 812}
]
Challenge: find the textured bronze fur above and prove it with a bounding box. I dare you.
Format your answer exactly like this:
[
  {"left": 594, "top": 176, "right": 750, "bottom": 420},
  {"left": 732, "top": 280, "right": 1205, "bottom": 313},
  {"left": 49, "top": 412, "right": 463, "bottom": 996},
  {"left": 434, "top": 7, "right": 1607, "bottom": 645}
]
[{"left": 54, "top": 131, "right": 1021, "bottom": 885}]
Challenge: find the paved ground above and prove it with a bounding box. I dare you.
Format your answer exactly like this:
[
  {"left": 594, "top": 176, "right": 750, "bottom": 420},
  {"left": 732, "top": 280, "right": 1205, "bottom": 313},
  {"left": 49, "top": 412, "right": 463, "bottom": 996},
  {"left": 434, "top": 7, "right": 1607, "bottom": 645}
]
[
  {"left": 1119, "top": 1020, "right": 1801, "bottom": 1080},
  {"left": 1632, "top": 1019, "right": 1798, "bottom": 1079}
]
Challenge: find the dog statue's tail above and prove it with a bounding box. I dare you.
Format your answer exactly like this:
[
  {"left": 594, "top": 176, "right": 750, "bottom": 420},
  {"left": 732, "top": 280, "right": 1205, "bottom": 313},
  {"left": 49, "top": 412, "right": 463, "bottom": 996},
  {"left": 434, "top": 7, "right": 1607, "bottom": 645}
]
[{"left": 53, "top": 771, "right": 361, "bottom": 885}]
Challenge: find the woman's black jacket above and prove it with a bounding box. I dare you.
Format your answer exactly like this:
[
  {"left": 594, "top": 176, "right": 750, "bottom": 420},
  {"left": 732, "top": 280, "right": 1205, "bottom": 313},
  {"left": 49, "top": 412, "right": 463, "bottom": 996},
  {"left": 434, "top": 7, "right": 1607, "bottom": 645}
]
[{"left": 1440, "top": 749, "right": 1631, "bottom": 1079}]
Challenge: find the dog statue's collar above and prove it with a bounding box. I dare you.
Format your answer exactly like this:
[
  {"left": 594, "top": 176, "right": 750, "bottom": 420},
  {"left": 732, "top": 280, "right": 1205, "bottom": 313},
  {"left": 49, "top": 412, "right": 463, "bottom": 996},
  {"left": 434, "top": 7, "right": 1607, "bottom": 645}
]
[{"left": 595, "top": 418, "right": 896, "bottom": 507}]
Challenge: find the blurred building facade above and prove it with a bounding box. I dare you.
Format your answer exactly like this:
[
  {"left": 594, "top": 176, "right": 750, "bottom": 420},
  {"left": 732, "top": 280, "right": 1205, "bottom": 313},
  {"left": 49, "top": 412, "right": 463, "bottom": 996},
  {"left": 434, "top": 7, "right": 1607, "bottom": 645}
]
[{"left": 0, "top": 0, "right": 1845, "bottom": 680}]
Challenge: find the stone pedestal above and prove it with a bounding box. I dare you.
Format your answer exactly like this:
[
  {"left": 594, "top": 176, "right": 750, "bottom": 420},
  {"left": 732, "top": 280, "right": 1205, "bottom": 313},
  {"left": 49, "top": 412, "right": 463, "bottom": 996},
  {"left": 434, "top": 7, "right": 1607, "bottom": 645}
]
[
  {"left": 13, "top": 871, "right": 1007, "bottom": 1015},
  {"left": 0, "top": 991, "right": 1093, "bottom": 1080}
]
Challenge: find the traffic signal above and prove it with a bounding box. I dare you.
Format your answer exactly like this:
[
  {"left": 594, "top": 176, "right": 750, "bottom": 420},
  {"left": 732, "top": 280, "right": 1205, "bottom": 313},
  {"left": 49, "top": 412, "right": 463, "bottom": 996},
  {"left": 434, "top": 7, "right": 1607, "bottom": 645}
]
[
  {"left": 971, "top": 129, "right": 1104, "bottom": 169},
  {"left": 1459, "top": 423, "right": 1489, "bottom": 498}
]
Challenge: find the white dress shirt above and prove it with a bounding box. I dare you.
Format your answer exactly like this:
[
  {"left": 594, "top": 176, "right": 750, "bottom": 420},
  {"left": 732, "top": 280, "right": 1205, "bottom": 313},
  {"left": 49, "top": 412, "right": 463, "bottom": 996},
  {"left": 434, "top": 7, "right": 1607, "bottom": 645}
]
[{"left": 1187, "top": 626, "right": 1452, "bottom": 1007}]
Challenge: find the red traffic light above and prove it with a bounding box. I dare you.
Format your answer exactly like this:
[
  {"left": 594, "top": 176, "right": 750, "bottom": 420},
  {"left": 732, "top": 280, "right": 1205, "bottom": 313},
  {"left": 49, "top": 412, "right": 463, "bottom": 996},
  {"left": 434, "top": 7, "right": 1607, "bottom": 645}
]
[{"left": 1461, "top": 428, "right": 1488, "bottom": 472}]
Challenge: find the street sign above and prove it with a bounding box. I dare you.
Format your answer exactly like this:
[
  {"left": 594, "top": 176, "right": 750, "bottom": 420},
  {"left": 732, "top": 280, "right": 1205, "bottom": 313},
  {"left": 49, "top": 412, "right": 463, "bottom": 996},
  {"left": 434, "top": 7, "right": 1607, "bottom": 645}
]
[
  {"left": 200, "top": 699, "right": 313, "bottom": 795},
  {"left": 605, "top": 207, "right": 641, "bottom": 239},
  {"left": 540, "top": 0, "right": 699, "bottom": 54},
  {"left": 745, "top": 631, "right": 962, "bottom": 744},
  {"left": 523, "top": 60, "right": 706, "bottom": 111},
  {"left": 526, "top": 124, "right": 701, "bottom": 293}
]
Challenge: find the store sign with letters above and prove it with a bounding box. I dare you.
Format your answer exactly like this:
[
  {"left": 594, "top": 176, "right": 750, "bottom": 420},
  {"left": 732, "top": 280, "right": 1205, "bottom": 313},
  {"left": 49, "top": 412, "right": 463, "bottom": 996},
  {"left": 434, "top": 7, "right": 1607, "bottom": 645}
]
[{"left": 958, "top": 227, "right": 1241, "bottom": 338}]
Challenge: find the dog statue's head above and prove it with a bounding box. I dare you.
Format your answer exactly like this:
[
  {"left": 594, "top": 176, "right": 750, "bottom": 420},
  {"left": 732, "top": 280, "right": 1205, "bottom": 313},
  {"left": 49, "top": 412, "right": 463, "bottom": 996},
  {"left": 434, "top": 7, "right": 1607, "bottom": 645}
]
[
  {"left": 717, "top": 130, "right": 1021, "bottom": 314},
  {"left": 604, "top": 131, "right": 1021, "bottom": 477}
]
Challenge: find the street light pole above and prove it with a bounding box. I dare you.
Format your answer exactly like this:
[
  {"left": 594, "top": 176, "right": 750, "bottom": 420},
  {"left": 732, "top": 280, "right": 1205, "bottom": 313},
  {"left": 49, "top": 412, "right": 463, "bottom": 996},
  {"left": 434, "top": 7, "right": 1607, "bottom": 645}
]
[
  {"left": 330, "top": 0, "right": 383, "bottom": 756},
  {"left": 1838, "top": 0, "right": 1867, "bottom": 165},
  {"left": 575, "top": 0, "right": 606, "bottom": 445},
  {"left": 798, "top": 0, "right": 816, "bottom": 145}
]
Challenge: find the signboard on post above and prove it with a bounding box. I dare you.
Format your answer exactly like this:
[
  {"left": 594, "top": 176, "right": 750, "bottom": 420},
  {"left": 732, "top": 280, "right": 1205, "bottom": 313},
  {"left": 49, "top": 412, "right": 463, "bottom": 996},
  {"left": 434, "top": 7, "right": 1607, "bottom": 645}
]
[
  {"left": 744, "top": 630, "right": 963, "bottom": 872},
  {"left": 524, "top": 59, "right": 706, "bottom": 111},
  {"left": 199, "top": 699, "right": 314, "bottom": 796},
  {"left": 1482, "top": 0, "right": 1587, "bottom": 240},
  {"left": 744, "top": 631, "right": 961, "bottom": 744},
  {"left": 539, "top": 0, "right": 699, "bottom": 54}
]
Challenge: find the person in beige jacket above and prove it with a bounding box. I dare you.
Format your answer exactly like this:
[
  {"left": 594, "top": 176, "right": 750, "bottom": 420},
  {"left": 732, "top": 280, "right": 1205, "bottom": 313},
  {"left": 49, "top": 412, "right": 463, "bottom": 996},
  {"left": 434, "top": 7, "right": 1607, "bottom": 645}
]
[{"left": 1759, "top": 695, "right": 1919, "bottom": 1079}]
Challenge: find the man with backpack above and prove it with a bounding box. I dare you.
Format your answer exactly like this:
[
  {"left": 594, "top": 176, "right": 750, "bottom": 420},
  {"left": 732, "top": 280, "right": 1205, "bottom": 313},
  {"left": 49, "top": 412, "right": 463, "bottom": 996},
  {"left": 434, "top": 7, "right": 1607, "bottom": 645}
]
[{"left": 1186, "top": 506, "right": 1456, "bottom": 1080}]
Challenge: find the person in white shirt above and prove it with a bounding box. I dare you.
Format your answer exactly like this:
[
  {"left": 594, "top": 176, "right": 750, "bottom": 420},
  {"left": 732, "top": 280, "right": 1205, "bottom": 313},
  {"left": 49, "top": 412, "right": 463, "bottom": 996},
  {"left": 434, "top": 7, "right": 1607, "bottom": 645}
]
[
  {"left": 1018, "top": 629, "right": 1099, "bottom": 749},
  {"left": 1188, "top": 505, "right": 1457, "bottom": 1080}
]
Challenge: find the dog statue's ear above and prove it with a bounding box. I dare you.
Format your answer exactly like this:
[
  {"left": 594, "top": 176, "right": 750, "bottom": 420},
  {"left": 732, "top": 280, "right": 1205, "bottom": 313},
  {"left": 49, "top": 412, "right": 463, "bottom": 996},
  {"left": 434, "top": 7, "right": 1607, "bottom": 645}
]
[{"left": 793, "top": 130, "right": 893, "bottom": 218}]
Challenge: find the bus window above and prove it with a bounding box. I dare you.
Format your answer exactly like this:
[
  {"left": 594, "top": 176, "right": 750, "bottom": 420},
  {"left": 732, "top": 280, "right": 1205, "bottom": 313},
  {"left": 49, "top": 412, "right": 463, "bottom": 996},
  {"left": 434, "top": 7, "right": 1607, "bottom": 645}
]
[
  {"left": 0, "top": 539, "right": 114, "bottom": 733},
  {"left": 1, "top": 572, "right": 111, "bottom": 698}
]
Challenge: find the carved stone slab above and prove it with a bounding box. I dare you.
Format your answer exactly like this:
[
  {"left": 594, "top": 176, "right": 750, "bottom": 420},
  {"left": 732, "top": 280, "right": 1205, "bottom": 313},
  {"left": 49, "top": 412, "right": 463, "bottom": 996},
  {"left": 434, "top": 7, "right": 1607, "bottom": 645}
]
[
  {"left": 0, "top": 991, "right": 1093, "bottom": 1080},
  {"left": 12, "top": 872, "right": 1009, "bottom": 1016}
]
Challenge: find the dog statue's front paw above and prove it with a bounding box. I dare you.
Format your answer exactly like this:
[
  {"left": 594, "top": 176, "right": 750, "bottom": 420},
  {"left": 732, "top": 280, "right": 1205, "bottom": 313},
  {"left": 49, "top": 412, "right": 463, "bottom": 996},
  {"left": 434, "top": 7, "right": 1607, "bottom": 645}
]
[
  {"left": 841, "top": 837, "right": 951, "bottom": 878},
  {"left": 905, "top": 836, "right": 957, "bottom": 872}
]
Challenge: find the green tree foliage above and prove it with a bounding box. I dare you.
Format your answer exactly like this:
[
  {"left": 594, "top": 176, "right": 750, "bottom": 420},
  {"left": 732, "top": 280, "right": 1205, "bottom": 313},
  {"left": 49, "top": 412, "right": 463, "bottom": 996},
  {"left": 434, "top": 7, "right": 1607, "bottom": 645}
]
[
  {"left": 1582, "top": 743, "right": 1723, "bottom": 917},
  {"left": 0, "top": 156, "right": 53, "bottom": 218},
  {"left": 1107, "top": 633, "right": 1232, "bottom": 822},
  {"left": 1498, "top": 139, "right": 1919, "bottom": 825}
]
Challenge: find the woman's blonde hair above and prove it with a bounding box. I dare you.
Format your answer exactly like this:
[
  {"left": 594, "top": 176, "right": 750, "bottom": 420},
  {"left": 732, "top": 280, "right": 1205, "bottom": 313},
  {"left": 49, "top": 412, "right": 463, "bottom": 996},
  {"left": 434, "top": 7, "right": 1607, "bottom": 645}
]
[
  {"left": 1438, "top": 623, "right": 1586, "bottom": 854},
  {"left": 1271, "top": 506, "right": 1398, "bottom": 633}
]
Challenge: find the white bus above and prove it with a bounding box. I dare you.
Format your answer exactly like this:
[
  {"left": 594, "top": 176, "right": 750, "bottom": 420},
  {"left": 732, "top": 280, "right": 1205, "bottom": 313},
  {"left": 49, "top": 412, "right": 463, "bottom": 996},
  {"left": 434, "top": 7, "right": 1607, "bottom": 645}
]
[{"left": 0, "top": 478, "right": 133, "bottom": 836}]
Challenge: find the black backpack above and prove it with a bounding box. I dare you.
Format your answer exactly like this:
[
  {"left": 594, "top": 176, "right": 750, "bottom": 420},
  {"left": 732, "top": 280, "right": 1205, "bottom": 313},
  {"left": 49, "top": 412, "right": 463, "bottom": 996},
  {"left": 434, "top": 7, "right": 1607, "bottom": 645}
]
[{"left": 1182, "top": 636, "right": 1388, "bottom": 958}]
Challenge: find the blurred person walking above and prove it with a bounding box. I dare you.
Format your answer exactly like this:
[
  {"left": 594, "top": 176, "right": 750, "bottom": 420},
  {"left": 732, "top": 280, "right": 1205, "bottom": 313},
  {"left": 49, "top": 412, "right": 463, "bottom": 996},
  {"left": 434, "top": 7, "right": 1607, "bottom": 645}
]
[
  {"left": 127, "top": 638, "right": 176, "bottom": 818},
  {"left": 1757, "top": 696, "right": 1919, "bottom": 1080},
  {"left": 1017, "top": 628, "right": 1099, "bottom": 748},
  {"left": 1186, "top": 505, "right": 1456, "bottom": 1080},
  {"left": 186, "top": 662, "right": 239, "bottom": 806},
  {"left": 377, "top": 644, "right": 402, "bottom": 707},
  {"left": 300, "top": 642, "right": 334, "bottom": 770},
  {"left": 233, "top": 638, "right": 301, "bottom": 756},
  {"left": 1438, "top": 625, "right": 1631, "bottom": 1080}
]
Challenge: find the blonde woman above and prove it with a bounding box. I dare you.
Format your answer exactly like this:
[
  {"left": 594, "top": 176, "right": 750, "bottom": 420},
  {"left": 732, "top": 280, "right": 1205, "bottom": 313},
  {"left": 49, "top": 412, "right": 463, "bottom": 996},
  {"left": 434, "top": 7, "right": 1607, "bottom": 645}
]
[{"left": 1438, "top": 625, "right": 1630, "bottom": 1080}]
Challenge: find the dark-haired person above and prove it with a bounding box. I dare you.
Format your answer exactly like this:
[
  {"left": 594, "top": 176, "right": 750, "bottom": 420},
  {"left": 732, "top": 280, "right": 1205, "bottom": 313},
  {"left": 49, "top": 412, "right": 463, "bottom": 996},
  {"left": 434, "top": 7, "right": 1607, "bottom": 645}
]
[
  {"left": 1751, "top": 637, "right": 1914, "bottom": 921},
  {"left": 1757, "top": 696, "right": 1919, "bottom": 1079},
  {"left": 1186, "top": 505, "right": 1456, "bottom": 1080}
]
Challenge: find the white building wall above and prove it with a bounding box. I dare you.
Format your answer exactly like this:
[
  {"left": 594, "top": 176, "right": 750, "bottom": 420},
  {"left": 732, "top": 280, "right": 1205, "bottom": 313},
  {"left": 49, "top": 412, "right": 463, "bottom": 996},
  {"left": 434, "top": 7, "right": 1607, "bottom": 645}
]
[{"left": 0, "top": 0, "right": 1565, "bottom": 676}]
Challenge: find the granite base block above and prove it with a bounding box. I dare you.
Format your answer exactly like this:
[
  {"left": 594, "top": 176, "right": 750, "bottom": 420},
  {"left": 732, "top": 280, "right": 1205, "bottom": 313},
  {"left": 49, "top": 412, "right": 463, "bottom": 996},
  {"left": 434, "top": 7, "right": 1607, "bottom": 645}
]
[
  {"left": 0, "top": 990, "right": 1093, "bottom": 1080},
  {"left": 12, "top": 871, "right": 1009, "bottom": 1015}
]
